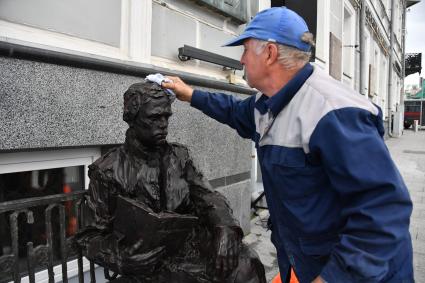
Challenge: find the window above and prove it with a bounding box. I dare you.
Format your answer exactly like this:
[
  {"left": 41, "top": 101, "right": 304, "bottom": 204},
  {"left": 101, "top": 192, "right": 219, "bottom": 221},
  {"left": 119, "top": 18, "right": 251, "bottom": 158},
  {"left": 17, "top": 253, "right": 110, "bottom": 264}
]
[
  {"left": 342, "top": 1, "right": 356, "bottom": 87},
  {"left": 195, "top": 0, "right": 249, "bottom": 23},
  {"left": 405, "top": 102, "right": 421, "bottom": 113},
  {"left": 0, "top": 0, "right": 151, "bottom": 63},
  {"left": 0, "top": 148, "right": 100, "bottom": 283}
]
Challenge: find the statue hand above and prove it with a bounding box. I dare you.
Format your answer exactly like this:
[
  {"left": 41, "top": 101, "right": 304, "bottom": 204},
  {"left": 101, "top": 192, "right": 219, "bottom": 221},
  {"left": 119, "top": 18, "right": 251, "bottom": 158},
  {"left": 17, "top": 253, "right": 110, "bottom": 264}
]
[
  {"left": 119, "top": 239, "right": 166, "bottom": 275},
  {"left": 212, "top": 226, "right": 242, "bottom": 279}
]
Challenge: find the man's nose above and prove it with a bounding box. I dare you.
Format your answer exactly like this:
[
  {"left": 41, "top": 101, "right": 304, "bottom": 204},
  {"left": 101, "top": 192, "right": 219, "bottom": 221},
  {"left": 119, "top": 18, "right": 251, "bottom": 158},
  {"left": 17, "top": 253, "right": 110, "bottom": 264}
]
[{"left": 240, "top": 57, "right": 245, "bottom": 65}]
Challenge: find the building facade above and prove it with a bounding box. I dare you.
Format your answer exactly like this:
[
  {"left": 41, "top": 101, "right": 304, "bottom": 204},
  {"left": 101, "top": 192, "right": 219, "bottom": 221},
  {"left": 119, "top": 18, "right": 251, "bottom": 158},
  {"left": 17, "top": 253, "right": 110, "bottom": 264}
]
[
  {"left": 0, "top": 0, "right": 419, "bottom": 282},
  {"left": 285, "top": 0, "right": 421, "bottom": 137},
  {"left": 0, "top": 1, "right": 260, "bottom": 282},
  {"left": 310, "top": 0, "right": 420, "bottom": 137}
]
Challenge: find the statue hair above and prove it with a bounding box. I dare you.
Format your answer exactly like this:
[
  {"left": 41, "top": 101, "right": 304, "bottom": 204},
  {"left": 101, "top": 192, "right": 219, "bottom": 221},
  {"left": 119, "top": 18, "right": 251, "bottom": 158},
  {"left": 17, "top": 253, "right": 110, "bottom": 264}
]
[{"left": 123, "top": 81, "right": 174, "bottom": 123}]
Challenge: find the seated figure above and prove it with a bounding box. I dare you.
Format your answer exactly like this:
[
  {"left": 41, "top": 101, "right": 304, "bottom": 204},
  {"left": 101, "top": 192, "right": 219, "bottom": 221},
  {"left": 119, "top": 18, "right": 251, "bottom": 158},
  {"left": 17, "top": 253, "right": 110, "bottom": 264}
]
[{"left": 77, "top": 81, "right": 266, "bottom": 283}]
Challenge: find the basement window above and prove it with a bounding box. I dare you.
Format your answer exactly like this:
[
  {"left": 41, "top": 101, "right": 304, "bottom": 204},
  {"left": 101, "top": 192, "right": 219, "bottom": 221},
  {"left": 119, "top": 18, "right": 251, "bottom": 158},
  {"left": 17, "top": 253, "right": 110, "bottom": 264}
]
[{"left": 0, "top": 148, "right": 100, "bottom": 283}]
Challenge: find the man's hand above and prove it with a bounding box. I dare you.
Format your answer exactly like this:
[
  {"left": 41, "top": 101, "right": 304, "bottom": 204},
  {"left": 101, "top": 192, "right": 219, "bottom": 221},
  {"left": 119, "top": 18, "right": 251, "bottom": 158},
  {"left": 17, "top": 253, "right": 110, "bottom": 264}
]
[
  {"left": 212, "top": 226, "right": 242, "bottom": 280},
  {"left": 311, "top": 275, "right": 325, "bottom": 283},
  {"left": 162, "top": 76, "right": 194, "bottom": 102}
]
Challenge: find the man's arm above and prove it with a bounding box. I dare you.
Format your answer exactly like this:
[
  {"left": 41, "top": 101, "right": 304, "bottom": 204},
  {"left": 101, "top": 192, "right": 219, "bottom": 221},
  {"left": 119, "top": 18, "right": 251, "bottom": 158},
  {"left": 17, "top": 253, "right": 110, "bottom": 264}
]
[
  {"left": 309, "top": 108, "right": 412, "bottom": 282},
  {"left": 162, "top": 76, "right": 256, "bottom": 140}
]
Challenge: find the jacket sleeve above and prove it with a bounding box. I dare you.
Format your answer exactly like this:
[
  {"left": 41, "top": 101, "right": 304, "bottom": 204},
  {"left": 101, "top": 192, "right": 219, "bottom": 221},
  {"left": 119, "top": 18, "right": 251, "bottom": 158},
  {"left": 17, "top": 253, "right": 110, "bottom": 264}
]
[
  {"left": 190, "top": 90, "right": 256, "bottom": 140},
  {"left": 309, "top": 108, "right": 412, "bottom": 282},
  {"left": 183, "top": 147, "right": 243, "bottom": 236}
]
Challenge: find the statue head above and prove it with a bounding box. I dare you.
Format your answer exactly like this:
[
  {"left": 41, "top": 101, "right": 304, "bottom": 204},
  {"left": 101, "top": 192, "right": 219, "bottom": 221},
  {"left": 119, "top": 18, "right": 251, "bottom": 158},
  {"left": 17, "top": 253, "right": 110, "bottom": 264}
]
[{"left": 123, "top": 81, "right": 174, "bottom": 146}]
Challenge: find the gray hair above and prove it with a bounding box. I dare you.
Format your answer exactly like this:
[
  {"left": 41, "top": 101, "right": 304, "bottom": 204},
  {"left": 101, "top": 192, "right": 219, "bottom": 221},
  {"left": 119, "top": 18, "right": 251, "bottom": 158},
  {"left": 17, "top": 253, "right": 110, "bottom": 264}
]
[{"left": 252, "top": 32, "right": 315, "bottom": 70}]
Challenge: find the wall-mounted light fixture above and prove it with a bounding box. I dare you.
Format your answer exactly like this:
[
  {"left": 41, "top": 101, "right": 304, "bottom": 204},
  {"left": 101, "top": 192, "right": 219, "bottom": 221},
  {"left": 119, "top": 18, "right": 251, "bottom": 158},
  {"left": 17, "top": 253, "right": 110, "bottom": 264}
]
[{"left": 178, "top": 45, "right": 243, "bottom": 70}]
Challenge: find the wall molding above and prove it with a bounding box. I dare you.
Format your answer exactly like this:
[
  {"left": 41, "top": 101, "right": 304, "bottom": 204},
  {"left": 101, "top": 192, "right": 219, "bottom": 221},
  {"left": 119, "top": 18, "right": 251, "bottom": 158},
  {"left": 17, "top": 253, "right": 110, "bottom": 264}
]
[{"left": 0, "top": 41, "right": 256, "bottom": 95}]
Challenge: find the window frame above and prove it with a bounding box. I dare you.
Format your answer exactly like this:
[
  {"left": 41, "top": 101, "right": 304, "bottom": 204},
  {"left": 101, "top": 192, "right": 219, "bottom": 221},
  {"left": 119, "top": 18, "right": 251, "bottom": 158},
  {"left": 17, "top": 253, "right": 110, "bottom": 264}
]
[
  {"left": 0, "top": 0, "right": 152, "bottom": 64},
  {"left": 342, "top": 0, "right": 356, "bottom": 87},
  {"left": 0, "top": 147, "right": 101, "bottom": 283}
]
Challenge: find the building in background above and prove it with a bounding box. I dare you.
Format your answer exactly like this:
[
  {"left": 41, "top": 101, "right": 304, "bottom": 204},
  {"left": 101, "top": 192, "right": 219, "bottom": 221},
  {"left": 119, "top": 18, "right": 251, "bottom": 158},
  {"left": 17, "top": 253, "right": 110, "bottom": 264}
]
[{"left": 297, "top": 0, "right": 421, "bottom": 137}]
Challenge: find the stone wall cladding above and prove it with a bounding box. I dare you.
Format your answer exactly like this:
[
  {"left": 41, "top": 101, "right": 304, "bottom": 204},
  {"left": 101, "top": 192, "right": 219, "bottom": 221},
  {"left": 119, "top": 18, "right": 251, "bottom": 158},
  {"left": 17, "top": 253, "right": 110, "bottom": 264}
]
[
  {"left": 216, "top": 180, "right": 251, "bottom": 234},
  {"left": 0, "top": 57, "right": 253, "bottom": 231}
]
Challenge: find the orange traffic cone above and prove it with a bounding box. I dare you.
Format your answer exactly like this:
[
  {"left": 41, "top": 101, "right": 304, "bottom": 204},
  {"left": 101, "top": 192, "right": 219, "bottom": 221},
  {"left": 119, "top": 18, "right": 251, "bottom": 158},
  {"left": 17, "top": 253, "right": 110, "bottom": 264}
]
[
  {"left": 272, "top": 273, "right": 282, "bottom": 283},
  {"left": 272, "top": 268, "right": 299, "bottom": 283}
]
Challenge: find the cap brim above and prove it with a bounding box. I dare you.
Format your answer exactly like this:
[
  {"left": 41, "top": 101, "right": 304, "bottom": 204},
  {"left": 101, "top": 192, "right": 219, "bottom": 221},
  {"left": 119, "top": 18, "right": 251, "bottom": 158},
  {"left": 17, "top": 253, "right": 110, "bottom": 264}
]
[{"left": 222, "top": 33, "right": 251, "bottom": 47}]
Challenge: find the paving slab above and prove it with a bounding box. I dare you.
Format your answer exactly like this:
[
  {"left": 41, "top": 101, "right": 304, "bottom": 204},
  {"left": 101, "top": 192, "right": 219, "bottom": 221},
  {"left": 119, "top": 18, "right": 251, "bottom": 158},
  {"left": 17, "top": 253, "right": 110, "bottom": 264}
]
[{"left": 386, "top": 130, "right": 425, "bottom": 281}]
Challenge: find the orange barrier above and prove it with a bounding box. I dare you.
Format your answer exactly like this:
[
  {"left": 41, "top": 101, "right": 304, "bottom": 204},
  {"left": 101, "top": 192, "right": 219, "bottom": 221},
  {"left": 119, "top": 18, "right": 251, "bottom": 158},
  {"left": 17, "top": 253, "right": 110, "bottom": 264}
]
[
  {"left": 272, "top": 273, "right": 282, "bottom": 283},
  {"left": 272, "top": 268, "right": 299, "bottom": 283},
  {"left": 63, "top": 184, "right": 77, "bottom": 235}
]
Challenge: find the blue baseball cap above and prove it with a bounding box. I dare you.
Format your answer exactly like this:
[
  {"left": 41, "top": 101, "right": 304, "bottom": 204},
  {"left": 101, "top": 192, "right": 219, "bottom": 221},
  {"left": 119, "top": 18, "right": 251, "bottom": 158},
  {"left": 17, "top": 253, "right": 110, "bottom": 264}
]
[{"left": 223, "top": 7, "right": 311, "bottom": 52}]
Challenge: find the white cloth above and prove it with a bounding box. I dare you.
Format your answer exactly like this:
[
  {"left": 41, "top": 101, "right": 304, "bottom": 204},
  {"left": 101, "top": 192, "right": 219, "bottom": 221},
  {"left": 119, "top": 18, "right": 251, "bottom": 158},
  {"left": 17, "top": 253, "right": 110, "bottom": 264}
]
[{"left": 145, "top": 73, "right": 176, "bottom": 97}]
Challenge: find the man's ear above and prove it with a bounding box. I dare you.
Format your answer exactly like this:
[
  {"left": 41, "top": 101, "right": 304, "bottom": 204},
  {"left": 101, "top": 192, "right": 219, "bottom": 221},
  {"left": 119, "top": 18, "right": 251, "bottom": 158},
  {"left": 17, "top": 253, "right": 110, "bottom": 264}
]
[{"left": 265, "top": 43, "right": 279, "bottom": 66}]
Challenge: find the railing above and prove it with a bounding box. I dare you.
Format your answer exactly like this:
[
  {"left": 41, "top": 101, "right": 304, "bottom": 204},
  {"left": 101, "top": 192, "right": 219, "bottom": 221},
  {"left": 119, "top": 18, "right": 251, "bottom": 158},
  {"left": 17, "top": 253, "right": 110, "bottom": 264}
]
[{"left": 0, "top": 191, "right": 97, "bottom": 283}]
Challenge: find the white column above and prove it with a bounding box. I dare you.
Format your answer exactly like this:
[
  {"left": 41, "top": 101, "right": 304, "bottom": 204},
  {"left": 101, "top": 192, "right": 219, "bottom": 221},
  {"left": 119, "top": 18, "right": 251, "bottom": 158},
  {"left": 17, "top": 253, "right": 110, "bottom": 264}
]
[
  {"left": 121, "top": 0, "right": 152, "bottom": 63},
  {"left": 315, "top": 0, "right": 330, "bottom": 72}
]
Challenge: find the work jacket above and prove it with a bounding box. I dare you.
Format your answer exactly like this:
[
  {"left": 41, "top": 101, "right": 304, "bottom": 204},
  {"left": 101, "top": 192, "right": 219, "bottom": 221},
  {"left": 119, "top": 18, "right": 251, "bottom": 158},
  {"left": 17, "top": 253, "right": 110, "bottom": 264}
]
[{"left": 191, "top": 64, "right": 414, "bottom": 283}]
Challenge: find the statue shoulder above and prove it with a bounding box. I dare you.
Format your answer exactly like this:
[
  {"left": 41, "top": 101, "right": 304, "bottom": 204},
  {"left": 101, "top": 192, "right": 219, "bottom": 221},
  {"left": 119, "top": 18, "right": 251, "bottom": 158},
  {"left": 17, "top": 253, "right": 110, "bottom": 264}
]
[
  {"left": 169, "top": 143, "right": 191, "bottom": 159},
  {"left": 88, "top": 146, "right": 123, "bottom": 178}
]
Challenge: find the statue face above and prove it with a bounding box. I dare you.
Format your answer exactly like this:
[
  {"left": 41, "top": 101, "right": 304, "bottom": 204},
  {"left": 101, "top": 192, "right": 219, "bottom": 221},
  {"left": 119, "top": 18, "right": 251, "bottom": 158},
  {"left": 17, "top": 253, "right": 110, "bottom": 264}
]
[{"left": 133, "top": 96, "right": 172, "bottom": 146}]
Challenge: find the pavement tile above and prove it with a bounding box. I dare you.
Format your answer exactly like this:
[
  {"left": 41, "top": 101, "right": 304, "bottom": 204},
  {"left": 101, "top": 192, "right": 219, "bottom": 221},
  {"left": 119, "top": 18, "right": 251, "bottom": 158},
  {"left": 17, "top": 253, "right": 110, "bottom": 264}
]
[
  {"left": 413, "top": 241, "right": 425, "bottom": 255},
  {"left": 413, "top": 202, "right": 425, "bottom": 209},
  {"left": 406, "top": 186, "right": 425, "bottom": 192},
  {"left": 385, "top": 130, "right": 425, "bottom": 281},
  {"left": 410, "top": 195, "right": 423, "bottom": 203},
  {"left": 417, "top": 231, "right": 425, "bottom": 242},
  {"left": 414, "top": 255, "right": 425, "bottom": 283}
]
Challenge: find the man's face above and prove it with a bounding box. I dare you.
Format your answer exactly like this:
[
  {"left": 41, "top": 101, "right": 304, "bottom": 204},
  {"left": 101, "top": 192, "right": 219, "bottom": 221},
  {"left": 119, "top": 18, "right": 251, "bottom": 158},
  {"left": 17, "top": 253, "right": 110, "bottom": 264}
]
[
  {"left": 133, "top": 96, "right": 172, "bottom": 147},
  {"left": 240, "top": 39, "right": 267, "bottom": 89}
]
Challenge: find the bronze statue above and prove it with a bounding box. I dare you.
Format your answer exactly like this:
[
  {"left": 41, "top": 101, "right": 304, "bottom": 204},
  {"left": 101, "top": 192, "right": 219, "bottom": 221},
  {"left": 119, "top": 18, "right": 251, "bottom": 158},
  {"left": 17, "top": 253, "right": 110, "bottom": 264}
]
[{"left": 77, "top": 81, "right": 266, "bottom": 283}]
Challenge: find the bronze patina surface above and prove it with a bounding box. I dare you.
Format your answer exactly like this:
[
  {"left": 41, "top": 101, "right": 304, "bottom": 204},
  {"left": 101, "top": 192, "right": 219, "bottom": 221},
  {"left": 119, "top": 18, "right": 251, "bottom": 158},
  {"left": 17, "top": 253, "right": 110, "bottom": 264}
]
[{"left": 77, "top": 81, "right": 266, "bottom": 283}]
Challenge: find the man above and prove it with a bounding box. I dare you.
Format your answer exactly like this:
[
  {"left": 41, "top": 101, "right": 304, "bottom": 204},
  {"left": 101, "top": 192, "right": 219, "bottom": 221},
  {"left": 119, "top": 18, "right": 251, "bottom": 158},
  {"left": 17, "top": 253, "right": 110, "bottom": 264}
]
[
  {"left": 162, "top": 6, "right": 414, "bottom": 283},
  {"left": 77, "top": 82, "right": 266, "bottom": 283}
]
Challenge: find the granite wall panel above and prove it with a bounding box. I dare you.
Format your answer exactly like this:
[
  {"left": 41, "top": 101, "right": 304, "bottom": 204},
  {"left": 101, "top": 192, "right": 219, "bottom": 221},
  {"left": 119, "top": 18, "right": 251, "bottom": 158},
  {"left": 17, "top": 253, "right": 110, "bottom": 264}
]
[
  {"left": 216, "top": 180, "right": 251, "bottom": 234},
  {"left": 0, "top": 57, "right": 252, "bottom": 229}
]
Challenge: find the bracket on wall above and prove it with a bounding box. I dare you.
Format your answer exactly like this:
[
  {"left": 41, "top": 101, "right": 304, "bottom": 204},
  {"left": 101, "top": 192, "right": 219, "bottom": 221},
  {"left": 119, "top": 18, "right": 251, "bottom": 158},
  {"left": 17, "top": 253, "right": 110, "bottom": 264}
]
[
  {"left": 178, "top": 45, "right": 243, "bottom": 70},
  {"left": 343, "top": 44, "right": 359, "bottom": 48}
]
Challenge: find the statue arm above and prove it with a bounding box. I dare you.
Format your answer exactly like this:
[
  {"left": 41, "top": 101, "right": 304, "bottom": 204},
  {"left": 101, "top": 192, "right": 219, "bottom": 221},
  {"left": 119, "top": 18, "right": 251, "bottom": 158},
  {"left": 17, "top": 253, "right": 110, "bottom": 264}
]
[
  {"left": 185, "top": 158, "right": 241, "bottom": 231},
  {"left": 78, "top": 165, "right": 165, "bottom": 275},
  {"left": 184, "top": 156, "right": 243, "bottom": 276}
]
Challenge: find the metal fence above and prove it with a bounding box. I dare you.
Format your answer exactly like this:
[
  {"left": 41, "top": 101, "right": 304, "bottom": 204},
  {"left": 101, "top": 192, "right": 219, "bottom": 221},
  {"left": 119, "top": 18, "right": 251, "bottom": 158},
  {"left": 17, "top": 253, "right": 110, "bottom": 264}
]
[{"left": 0, "top": 191, "right": 99, "bottom": 283}]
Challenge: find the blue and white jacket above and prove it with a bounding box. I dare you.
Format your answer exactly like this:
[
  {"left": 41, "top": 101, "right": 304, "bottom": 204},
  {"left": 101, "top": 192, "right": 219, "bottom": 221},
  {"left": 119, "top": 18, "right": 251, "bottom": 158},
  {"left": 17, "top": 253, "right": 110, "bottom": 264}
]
[{"left": 191, "top": 64, "right": 413, "bottom": 283}]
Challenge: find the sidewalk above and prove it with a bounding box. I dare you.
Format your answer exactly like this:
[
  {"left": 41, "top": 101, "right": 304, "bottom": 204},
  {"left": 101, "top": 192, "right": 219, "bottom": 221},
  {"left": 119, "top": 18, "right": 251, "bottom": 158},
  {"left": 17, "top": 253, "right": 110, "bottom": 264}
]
[
  {"left": 386, "top": 129, "right": 425, "bottom": 282},
  {"left": 246, "top": 129, "right": 425, "bottom": 282}
]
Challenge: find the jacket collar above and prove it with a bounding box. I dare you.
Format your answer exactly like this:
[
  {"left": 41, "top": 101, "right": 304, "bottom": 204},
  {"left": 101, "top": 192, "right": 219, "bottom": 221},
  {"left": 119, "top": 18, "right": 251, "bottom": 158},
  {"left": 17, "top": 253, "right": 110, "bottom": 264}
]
[
  {"left": 255, "top": 63, "right": 313, "bottom": 116},
  {"left": 124, "top": 128, "right": 166, "bottom": 162}
]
